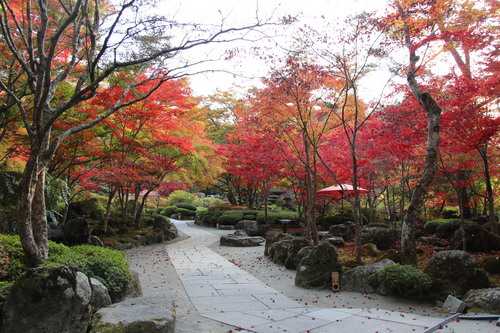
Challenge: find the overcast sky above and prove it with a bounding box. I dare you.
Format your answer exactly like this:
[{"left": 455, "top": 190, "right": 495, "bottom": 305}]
[{"left": 160, "top": 0, "right": 391, "bottom": 97}]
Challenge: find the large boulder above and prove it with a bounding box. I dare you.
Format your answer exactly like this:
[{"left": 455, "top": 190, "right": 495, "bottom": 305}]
[
  {"left": 153, "top": 216, "right": 178, "bottom": 241},
  {"left": 361, "top": 227, "right": 399, "bottom": 249},
  {"left": 1, "top": 265, "right": 92, "bottom": 333},
  {"left": 90, "top": 278, "right": 112, "bottom": 312},
  {"left": 48, "top": 219, "right": 64, "bottom": 242},
  {"left": 267, "top": 236, "right": 309, "bottom": 269},
  {"left": 424, "top": 250, "right": 489, "bottom": 298},
  {"left": 235, "top": 220, "right": 266, "bottom": 236},
  {"left": 328, "top": 224, "right": 354, "bottom": 241},
  {"left": 341, "top": 259, "right": 394, "bottom": 294},
  {"left": 295, "top": 242, "right": 342, "bottom": 289},
  {"left": 220, "top": 230, "right": 265, "bottom": 247},
  {"left": 463, "top": 288, "right": 500, "bottom": 314},
  {"left": 264, "top": 232, "right": 293, "bottom": 256},
  {"left": 64, "top": 217, "right": 91, "bottom": 245},
  {"left": 451, "top": 222, "right": 500, "bottom": 252},
  {"left": 284, "top": 237, "right": 310, "bottom": 269},
  {"left": 90, "top": 296, "right": 176, "bottom": 333}
]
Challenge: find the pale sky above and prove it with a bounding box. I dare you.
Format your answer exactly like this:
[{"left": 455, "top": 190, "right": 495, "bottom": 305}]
[{"left": 159, "top": 0, "right": 391, "bottom": 97}]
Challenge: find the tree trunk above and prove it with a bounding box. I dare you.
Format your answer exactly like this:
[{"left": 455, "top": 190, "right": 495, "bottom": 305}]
[
  {"left": 401, "top": 93, "right": 441, "bottom": 266},
  {"left": 479, "top": 145, "right": 498, "bottom": 235},
  {"left": 17, "top": 135, "right": 51, "bottom": 267},
  {"left": 103, "top": 187, "right": 117, "bottom": 234}
]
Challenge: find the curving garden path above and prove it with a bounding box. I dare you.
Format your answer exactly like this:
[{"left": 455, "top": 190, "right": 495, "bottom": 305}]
[{"left": 127, "top": 219, "right": 499, "bottom": 333}]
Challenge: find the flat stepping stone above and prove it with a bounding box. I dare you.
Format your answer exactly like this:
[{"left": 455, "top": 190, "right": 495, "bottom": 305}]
[{"left": 90, "top": 296, "right": 175, "bottom": 333}]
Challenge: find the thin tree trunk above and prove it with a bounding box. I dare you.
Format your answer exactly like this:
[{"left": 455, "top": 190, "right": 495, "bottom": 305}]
[
  {"left": 397, "top": 2, "right": 442, "bottom": 266},
  {"left": 479, "top": 145, "right": 498, "bottom": 235}
]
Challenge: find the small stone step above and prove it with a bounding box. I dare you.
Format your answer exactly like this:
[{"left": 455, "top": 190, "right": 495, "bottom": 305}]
[{"left": 90, "top": 296, "right": 175, "bottom": 333}]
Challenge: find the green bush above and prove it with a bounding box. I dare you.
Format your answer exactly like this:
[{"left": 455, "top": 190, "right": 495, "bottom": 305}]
[
  {"left": 207, "top": 205, "right": 247, "bottom": 213},
  {"left": 0, "top": 234, "right": 131, "bottom": 298},
  {"left": 217, "top": 211, "right": 245, "bottom": 225},
  {"left": 378, "top": 263, "right": 432, "bottom": 298},
  {"left": 47, "top": 244, "right": 131, "bottom": 296},
  {"left": 256, "top": 211, "right": 298, "bottom": 224},
  {"left": 0, "top": 234, "right": 28, "bottom": 281},
  {"left": 175, "top": 207, "right": 196, "bottom": 217},
  {"left": 423, "top": 219, "right": 448, "bottom": 234},
  {"left": 196, "top": 207, "right": 208, "bottom": 213},
  {"left": 166, "top": 190, "right": 198, "bottom": 205},
  {"left": 436, "top": 220, "right": 462, "bottom": 239},
  {"left": 160, "top": 206, "right": 177, "bottom": 217},
  {"left": 174, "top": 202, "right": 197, "bottom": 211},
  {"left": 79, "top": 198, "right": 106, "bottom": 219},
  {"left": 0, "top": 281, "right": 13, "bottom": 306}
]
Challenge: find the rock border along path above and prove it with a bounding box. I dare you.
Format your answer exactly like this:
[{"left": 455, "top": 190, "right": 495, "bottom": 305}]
[{"left": 149, "top": 219, "right": 500, "bottom": 333}]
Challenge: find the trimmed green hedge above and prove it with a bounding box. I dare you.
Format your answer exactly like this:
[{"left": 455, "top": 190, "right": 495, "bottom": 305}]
[
  {"left": 174, "top": 202, "right": 197, "bottom": 211},
  {"left": 256, "top": 211, "right": 298, "bottom": 224},
  {"left": 0, "top": 234, "right": 131, "bottom": 300},
  {"left": 206, "top": 209, "right": 299, "bottom": 226}
]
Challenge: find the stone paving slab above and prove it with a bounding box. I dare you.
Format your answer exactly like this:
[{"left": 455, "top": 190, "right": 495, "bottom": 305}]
[{"left": 168, "top": 220, "right": 500, "bottom": 333}]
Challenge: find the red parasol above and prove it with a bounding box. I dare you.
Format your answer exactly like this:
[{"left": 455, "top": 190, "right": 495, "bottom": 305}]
[{"left": 317, "top": 184, "right": 368, "bottom": 207}]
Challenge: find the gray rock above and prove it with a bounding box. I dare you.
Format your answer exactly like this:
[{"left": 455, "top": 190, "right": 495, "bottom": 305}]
[
  {"left": 48, "top": 219, "right": 64, "bottom": 242},
  {"left": 325, "top": 237, "right": 345, "bottom": 247},
  {"left": 463, "top": 288, "right": 500, "bottom": 314},
  {"left": 235, "top": 220, "right": 266, "bottom": 236},
  {"left": 89, "top": 235, "right": 104, "bottom": 247},
  {"left": 284, "top": 237, "right": 310, "bottom": 270},
  {"left": 235, "top": 219, "right": 259, "bottom": 230},
  {"left": 111, "top": 270, "right": 143, "bottom": 303},
  {"left": 361, "top": 227, "right": 399, "bottom": 249},
  {"left": 295, "top": 242, "right": 342, "bottom": 289},
  {"left": 64, "top": 217, "right": 90, "bottom": 245},
  {"left": 442, "top": 295, "right": 467, "bottom": 313},
  {"left": 220, "top": 230, "right": 265, "bottom": 247},
  {"left": 451, "top": 222, "right": 500, "bottom": 252},
  {"left": 424, "top": 250, "right": 490, "bottom": 298},
  {"left": 1, "top": 265, "right": 92, "bottom": 333},
  {"left": 90, "top": 296, "right": 175, "bottom": 333},
  {"left": 341, "top": 259, "right": 395, "bottom": 294},
  {"left": 90, "top": 278, "right": 112, "bottom": 312},
  {"left": 153, "top": 216, "right": 178, "bottom": 241},
  {"left": 361, "top": 243, "right": 381, "bottom": 257},
  {"left": 267, "top": 236, "right": 309, "bottom": 269},
  {"left": 328, "top": 224, "right": 354, "bottom": 241},
  {"left": 265, "top": 232, "right": 293, "bottom": 256}
]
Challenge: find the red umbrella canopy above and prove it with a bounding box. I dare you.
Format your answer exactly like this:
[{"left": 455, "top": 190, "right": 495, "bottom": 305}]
[{"left": 317, "top": 184, "right": 368, "bottom": 199}]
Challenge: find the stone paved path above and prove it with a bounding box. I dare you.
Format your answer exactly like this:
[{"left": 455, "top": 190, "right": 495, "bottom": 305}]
[{"left": 162, "top": 219, "right": 500, "bottom": 333}]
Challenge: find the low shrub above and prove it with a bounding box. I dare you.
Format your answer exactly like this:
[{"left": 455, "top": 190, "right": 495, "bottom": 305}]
[
  {"left": 47, "top": 244, "right": 131, "bottom": 296},
  {"left": 0, "top": 281, "right": 13, "bottom": 306},
  {"left": 217, "top": 211, "right": 245, "bottom": 225},
  {"left": 423, "top": 219, "right": 448, "bottom": 234},
  {"left": 175, "top": 207, "right": 197, "bottom": 217},
  {"left": 79, "top": 198, "right": 106, "bottom": 219},
  {"left": 378, "top": 263, "right": 432, "bottom": 298},
  {"left": 160, "top": 206, "right": 177, "bottom": 217},
  {"left": 166, "top": 190, "right": 198, "bottom": 205},
  {"left": 207, "top": 205, "right": 248, "bottom": 213},
  {"left": 174, "top": 202, "right": 197, "bottom": 211},
  {"left": 0, "top": 234, "right": 131, "bottom": 299},
  {"left": 256, "top": 211, "right": 298, "bottom": 224},
  {"left": 0, "top": 234, "right": 28, "bottom": 281},
  {"left": 436, "top": 220, "right": 462, "bottom": 239}
]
